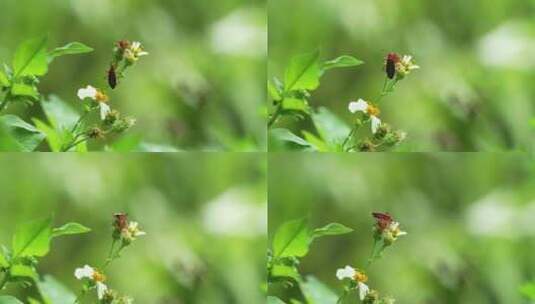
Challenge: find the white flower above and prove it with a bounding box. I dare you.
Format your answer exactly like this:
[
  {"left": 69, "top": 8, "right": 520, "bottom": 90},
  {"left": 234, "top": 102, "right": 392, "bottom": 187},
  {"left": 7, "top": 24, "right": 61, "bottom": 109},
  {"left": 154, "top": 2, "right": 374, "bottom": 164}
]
[
  {"left": 128, "top": 221, "right": 146, "bottom": 237},
  {"left": 99, "top": 102, "right": 111, "bottom": 120},
  {"left": 77, "top": 85, "right": 97, "bottom": 100},
  {"left": 77, "top": 85, "right": 111, "bottom": 120},
  {"left": 74, "top": 264, "right": 95, "bottom": 280},
  {"left": 348, "top": 99, "right": 382, "bottom": 134},
  {"left": 401, "top": 55, "right": 419, "bottom": 70},
  {"left": 336, "top": 265, "right": 356, "bottom": 280},
  {"left": 74, "top": 265, "right": 108, "bottom": 300},
  {"left": 336, "top": 266, "right": 370, "bottom": 300},
  {"left": 370, "top": 116, "right": 381, "bottom": 134},
  {"left": 96, "top": 282, "right": 108, "bottom": 300},
  {"left": 357, "top": 282, "right": 370, "bottom": 300},
  {"left": 131, "top": 41, "right": 149, "bottom": 57}
]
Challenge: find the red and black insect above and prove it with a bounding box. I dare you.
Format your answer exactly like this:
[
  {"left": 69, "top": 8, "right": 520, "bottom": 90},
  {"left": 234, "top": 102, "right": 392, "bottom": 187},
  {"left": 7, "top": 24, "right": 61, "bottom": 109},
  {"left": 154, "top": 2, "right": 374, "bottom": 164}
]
[
  {"left": 113, "top": 213, "right": 128, "bottom": 231},
  {"left": 385, "top": 52, "right": 400, "bottom": 79},
  {"left": 372, "top": 212, "right": 393, "bottom": 231},
  {"left": 107, "top": 64, "right": 117, "bottom": 89}
]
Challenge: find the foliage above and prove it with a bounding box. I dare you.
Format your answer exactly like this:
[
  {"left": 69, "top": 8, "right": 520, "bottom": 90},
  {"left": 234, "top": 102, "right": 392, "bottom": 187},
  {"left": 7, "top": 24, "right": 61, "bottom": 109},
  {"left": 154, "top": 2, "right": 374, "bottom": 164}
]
[{"left": 268, "top": 51, "right": 417, "bottom": 152}]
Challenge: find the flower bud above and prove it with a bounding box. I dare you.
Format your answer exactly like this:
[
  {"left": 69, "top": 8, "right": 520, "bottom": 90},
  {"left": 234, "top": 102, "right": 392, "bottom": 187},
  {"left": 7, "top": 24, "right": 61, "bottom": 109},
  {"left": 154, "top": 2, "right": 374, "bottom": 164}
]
[
  {"left": 358, "top": 139, "right": 375, "bottom": 152},
  {"left": 104, "top": 110, "right": 120, "bottom": 126},
  {"left": 363, "top": 289, "right": 379, "bottom": 304},
  {"left": 87, "top": 127, "right": 104, "bottom": 139},
  {"left": 374, "top": 124, "right": 391, "bottom": 141}
]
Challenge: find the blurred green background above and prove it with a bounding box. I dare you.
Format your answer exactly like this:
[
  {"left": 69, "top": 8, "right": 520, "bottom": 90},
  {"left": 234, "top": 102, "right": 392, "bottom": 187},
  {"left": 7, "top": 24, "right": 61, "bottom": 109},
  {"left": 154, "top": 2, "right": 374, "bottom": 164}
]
[
  {"left": 269, "top": 0, "right": 535, "bottom": 151},
  {"left": 0, "top": 153, "right": 266, "bottom": 303},
  {"left": 269, "top": 153, "right": 535, "bottom": 303},
  {"left": 1, "top": 0, "right": 266, "bottom": 151}
]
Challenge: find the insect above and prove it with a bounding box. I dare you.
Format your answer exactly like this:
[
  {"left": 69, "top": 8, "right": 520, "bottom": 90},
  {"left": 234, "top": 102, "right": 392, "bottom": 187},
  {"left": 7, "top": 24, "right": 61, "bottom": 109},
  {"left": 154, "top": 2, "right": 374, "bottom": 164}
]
[
  {"left": 107, "top": 64, "right": 117, "bottom": 89},
  {"left": 385, "top": 52, "right": 399, "bottom": 79},
  {"left": 372, "top": 212, "right": 392, "bottom": 230},
  {"left": 113, "top": 213, "right": 128, "bottom": 230}
]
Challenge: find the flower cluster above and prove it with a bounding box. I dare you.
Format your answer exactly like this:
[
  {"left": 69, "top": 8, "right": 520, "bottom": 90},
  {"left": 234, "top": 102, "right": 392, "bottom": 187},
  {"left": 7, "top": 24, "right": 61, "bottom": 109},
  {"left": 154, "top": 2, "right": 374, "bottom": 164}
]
[
  {"left": 73, "top": 213, "right": 145, "bottom": 303},
  {"left": 343, "top": 52, "right": 417, "bottom": 152},
  {"left": 336, "top": 213, "right": 406, "bottom": 303},
  {"left": 110, "top": 40, "right": 148, "bottom": 89},
  {"left": 74, "top": 265, "right": 108, "bottom": 300},
  {"left": 112, "top": 213, "right": 146, "bottom": 246},
  {"left": 372, "top": 212, "right": 407, "bottom": 246},
  {"left": 385, "top": 53, "right": 419, "bottom": 80}
]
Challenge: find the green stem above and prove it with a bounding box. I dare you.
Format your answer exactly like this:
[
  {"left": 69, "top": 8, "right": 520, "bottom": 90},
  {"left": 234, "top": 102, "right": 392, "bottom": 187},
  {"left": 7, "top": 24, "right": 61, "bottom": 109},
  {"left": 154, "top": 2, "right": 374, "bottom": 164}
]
[
  {"left": 73, "top": 289, "right": 86, "bottom": 304},
  {"left": 268, "top": 104, "right": 282, "bottom": 128},
  {"left": 71, "top": 111, "right": 91, "bottom": 134},
  {"left": 337, "top": 289, "right": 349, "bottom": 304},
  {"left": 61, "top": 136, "right": 89, "bottom": 152}
]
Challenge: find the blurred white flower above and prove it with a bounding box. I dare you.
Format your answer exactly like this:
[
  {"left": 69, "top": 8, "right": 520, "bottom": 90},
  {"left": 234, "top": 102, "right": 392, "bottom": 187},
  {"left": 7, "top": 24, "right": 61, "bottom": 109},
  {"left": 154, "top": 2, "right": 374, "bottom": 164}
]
[
  {"left": 74, "top": 264, "right": 95, "bottom": 280},
  {"left": 335, "top": 265, "right": 370, "bottom": 300},
  {"left": 99, "top": 102, "right": 111, "bottom": 120},
  {"left": 478, "top": 21, "right": 535, "bottom": 70},
  {"left": 77, "top": 85, "right": 111, "bottom": 120},
  {"left": 202, "top": 187, "right": 266, "bottom": 237},
  {"left": 77, "top": 85, "right": 98, "bottom": 100},
  {"left": 348, "top": 99, "right": 381, "bottom": 133},
  {"left": 74, "top": 265, "right": 108, "bottom": 300},
  {"left": 336, "top": 265, "right": 356, "bottom": 280},
  {"left": 210, "top": 8, "right": 266, "bottom": 58}
]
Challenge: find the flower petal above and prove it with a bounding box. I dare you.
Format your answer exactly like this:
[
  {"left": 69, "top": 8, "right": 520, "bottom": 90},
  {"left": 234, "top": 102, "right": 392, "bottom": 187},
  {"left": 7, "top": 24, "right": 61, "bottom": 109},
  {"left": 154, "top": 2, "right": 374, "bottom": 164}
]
[
  {"left": 348, "top": 99, "right": 368, "bottom": 113},
  {"left": 77, "top": 85, "right": 97, "bottom": 100},
  {"left": 371, "top": 116, "right": 381, "bottom": 134},
  {"left": 74, "top": 265, "right": 94, "bottom": 280},
  {"left": 358, "top": 282, "right": 370, "bottom": 300},
  {"left": 336, "top": 265, "right": 356, "bottom": 280},
  {"left": 96, "top": 282, "right": 108, "bottom": 300},
  {"left": 99, "top": 103, "right": 111, "bottom": 120}
]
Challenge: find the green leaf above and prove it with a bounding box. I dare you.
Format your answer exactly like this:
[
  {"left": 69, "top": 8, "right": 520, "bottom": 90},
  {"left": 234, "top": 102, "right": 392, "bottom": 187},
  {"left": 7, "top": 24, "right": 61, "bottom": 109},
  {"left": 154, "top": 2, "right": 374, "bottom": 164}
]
[
  {"left": 311, "top": 107, "right": 350, "bottom": 146},
  {"left": 323, "top": 55, "right": 363, "bottom": 71},
  {"left": 41, "top": 95, "right": 79, "bottom": 131},
  {"left": 10, "top": 83, "right": 38, "bottom": 99},
  {"left": 27, "top": 298, "right": 41, "bottom": 304},
  {"left": 37, "top": 275, "right": 76, "bottom": 304},
  {"left": 48, "top": 42, "right": 93, "bottom": 60},
  {"left": 300, "top": 276, "right": 338, "bottom": 304},
  {"left": 0, "top": 69, "right": 9, "bottom": 87},
  {"left": 0, "top": 296, "right": 24, "bottom": 304},
  {"left": 0, "top": 250, "right": 7, "bottom": 267},
  {"left": 269, "top": 128, "right": 311, "bottom": 147},
  {"left": 33, "top": 118, "right": 62, "bottom": 152},
  {"left": 10, "top": 264, "right": 38, "bottom": 280},
  {"left": 0, "top": 115, "right": 45, "bottom": 151},
  {"left": 12, "top": 217, "right": 52, "bottom": 258},
  {"left": 52, "top": 223, "right": 91, "bottom": 238},
  {"left": 284, "top": 50, "right": 321, "bottom": 92},
  {"left": 302, "top": 131, "right": 327, "bottom": 152},
  {"left": 272, "top": 218, "right": 311, "bottom": 258},
  {"left": 267, "top": 296, "right": 286, "bottom": 304},
  {"left": 0, "top": 123, "right": 20, "bottom": 151},
  {"left": 12, "top": 36, "right": 48, "bottom": 78},
  {"left": 281, "top": 98, "right": 310, "bottom": 113},
  {"left": 271, "top": 264, "right": 301, "bottom": 281},
  {"left": 312, "top": 223, "right": 353, "bottom": 239},
  {"left": 520, "top": 282, "right": 535, "bottom": 299}
]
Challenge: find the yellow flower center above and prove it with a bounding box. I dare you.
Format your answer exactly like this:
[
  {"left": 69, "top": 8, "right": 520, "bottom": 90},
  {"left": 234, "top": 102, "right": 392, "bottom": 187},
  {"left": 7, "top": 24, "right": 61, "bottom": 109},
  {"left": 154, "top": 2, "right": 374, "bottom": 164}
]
[
  {"left": 366, "top": 105, "right": 380, "bottom": 116},
  {"left": 95, "top": 91, "right": 109, "bottom": 103},
  {"left": 92, "top": 271, "right": 106, "bottom": 282},
  {"left": 353, "top": 271, "right": 368, "bottom": 283}
]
